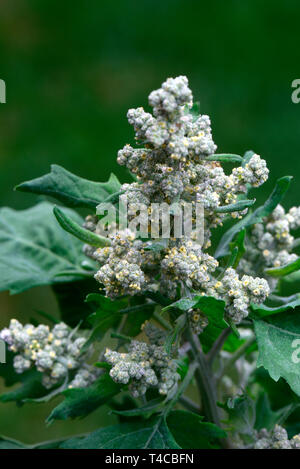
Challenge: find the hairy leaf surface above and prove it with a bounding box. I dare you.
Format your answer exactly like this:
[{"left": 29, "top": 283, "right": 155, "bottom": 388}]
[{"left": 0, "top": 202, "right": 87, "bottom": 294}]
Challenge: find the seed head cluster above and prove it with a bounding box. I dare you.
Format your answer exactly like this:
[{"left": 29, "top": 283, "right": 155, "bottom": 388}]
[
  {"left": 0, "top": 319, "right": 98, "bottom": 389},
  {"left": 105, "top": 323, "right": 179, "bottom": 397}
]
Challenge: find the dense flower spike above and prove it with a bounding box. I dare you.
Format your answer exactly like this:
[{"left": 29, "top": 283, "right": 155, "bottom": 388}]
[
  {"left": 0, "top": 320, "right": 98, "bottom": 389},
  {"left": 82, "top": 76, "right": 272, "bottom": 321}
]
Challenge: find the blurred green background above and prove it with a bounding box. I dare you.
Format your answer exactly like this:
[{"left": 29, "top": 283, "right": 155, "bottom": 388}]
[{"left": 0, "top": 0, "right": 299, "bottom": 444}]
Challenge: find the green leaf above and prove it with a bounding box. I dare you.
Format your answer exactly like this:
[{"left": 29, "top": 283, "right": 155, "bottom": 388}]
[
  {"left": 229, "top": 229, "right": 246, "bottom": 268},
  {"left": 112, "top": 398, "right": 165, "bottom": 418},
  {"left": 47, "top": 373, "right": 121, "bottom": 422},
  {"left": 254, "top": 311, "right": 300, "bottom": 396},
  {"left": 60, "top": 416, "right": 180, "bottom": 449},
  {"left": 253, "top": 367, "right": 297, "bottom": 410},
  {"left": 0, "top": 370, "right": 47, "bottom": 404},
  {"left": 221, "top": 394, "right": 256, "bottom": 440},
  {"left": 167, "top": 410, "right": 226, "bottom": 449},
  {"left": 206, "top": 154, "right": 243, "bottom": 163},
  {"left": 16, "top": 165, "right": 121, "bottom": 208},
  {"left": 53, "top": 206, "right": 110, "bottom": 247},
  {"left": 162, "top": 295, "right": 227, "bottom": 330},
  {"left": 194, "top": 296, "right": 228, "bottom": 352},
  {"left": 223, "top": 333, "right": 245, "bottom": 353},
  {"left": 52, "top": 278, "right": 100, "bottom": 327},
  {"left": 215, "top": 176, "right": 293, "bottom": 258},
  {"left": 265, "top": 257, "right": 300, "bottom": 278},
  {"left": 255, "top": 393, "right": 295, "bottom": 431},
  {"left": 144, "top": 239, "right": 169, "bottom": 252},
  {"left": 162, "top": 297, "right": 195, "bottom": 313},
  {"left": 250, "top": 294, "right": 300, "bottom": 318},
  {"left": 85, "top": 295, "right": 154, "bottom": 344},
  {"left": 188, "top": 101, "right": 201, "bottom": 120},
  {"left": 0, "top": 202, "right": 88, "bottom": 294},
  {"left": 94, "top": 361, "right": 112, "bottom": 370},
  {"left": 84, "top": 294, "right": 126, "bottom": 346},
  {"left": 215, "top": 199, "right": 255, "bottom": 214},
  {"left": 0, "top": 435, "right": 73, "bottom": 449},
  {"left": 163, "top": 295, "right": 228, "bottom": 352},
  {"left": 0, "top": 351, "right": 22, "bottom": 387},
  {"left": 193, "top": 296, "right": 227, "bottom": 328}
]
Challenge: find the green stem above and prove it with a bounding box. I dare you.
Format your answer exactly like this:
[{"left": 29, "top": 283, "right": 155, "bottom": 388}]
[
  {"left": 153, "top": 310, "right": 172, "bottom": 331},
  {"left": 186, "top": 328, "right": 221, "bottom": 426},
  {"left": 186, "top": 328, "right": 234, "bottom": 449},
  {"left": 111, "top": 332, "right": 131, "bottom": 342},
  {"left": 164, "top": 361, "right": 198, "bottom": 415}
]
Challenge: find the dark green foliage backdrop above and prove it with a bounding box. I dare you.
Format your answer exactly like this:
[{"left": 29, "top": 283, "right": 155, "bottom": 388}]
[{"left": 0, "top": 0, "right": 299, "bottom": 443}]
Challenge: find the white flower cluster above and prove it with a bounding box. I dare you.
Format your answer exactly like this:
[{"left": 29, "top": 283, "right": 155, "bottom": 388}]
[
  {"left": 93, "top": 229, "right": 146, "bottom": 297},
  {"left": 0, "top": 319, "right": 98, "bottom": 389},
  {"left": 117, "top": 76, "right": 268, "bottom": 221},
  {"left": 239, "top": 204, "right": 300, "bottom": 282},
  {"left": 90, "top": 228, "right": 163, "bottom": 298},
  {"left": 83, "top": 77, "right": 271, "bottom": 320},
  {"left": 105, "top": 323, "right": 179, "bottom": 397},
  {"left": 161, "top": 239, "right": 218, "bottom": 297},
  {"left": 232, "top": 154, "right": 269, "bottom": 188},
  {"left": 254, "top": 425, "right": 300, "bottom": 450},
  {"left": 205, "top": 268, "right": 270, "bottom": 323}
]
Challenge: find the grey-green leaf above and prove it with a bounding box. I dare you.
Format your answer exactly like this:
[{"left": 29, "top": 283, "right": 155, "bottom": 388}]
[
  {"left": 250, "top": 294, "right": 300, "bottom": 318},
  {"left": 167, "top": 410, "right": 226, "bottom": 449},
  {"left": 53, "top": 206, "right": 111, "bottom": 247},
  {"left": 16, "top": 165, "right": 121, "bottom": 208},
  {"left": 0, "top": 202, "right": 88, "bottom": 294},
  {"left": 215, "top": 199, "right": 255, "bottom": 214},
  {"left": 60, "top": 416, "right": 180, "bottom": 449},
  {"left": 228, "top": 229, "right": 246, "bottom": 268},
  {"left": 112, "top": 398, "right": 164, "bottom": 418},
  {"left": 221, "top": 394, "right": 256, "bottom": 440},
  {"left": 206, "top": 154, "right": 243, "bottom": 163},
  {"left": 254, "top": 311, "right": 300, "bottom": 396},
  {"left": 255, "top": 393, "right": 295, "bottom": 431},
  {"left": 265, "top": 257, "right": 300, "bottom": 278},
  {"left": 47, "top": 373, "right": 121, "bottom": 422}
]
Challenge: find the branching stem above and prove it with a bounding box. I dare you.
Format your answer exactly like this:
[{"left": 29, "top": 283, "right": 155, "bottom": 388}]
[{"left": 186, "top": 328, "right": 221, "bottom": 427}]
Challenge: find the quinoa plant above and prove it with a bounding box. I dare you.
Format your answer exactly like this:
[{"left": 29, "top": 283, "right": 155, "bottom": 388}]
[{"left": 1, "top": 76, "right": 300, "bottom": 449}]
